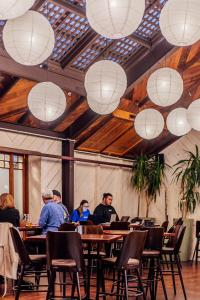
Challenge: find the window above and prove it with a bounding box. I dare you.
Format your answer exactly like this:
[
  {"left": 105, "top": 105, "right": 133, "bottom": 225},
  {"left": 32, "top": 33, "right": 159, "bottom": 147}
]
[{"left": 0, "top": 153, "right": 28, "bottom": 216}]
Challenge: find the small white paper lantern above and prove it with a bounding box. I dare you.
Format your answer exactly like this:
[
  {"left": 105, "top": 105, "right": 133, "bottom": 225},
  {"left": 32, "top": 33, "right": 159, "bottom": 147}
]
[
  {"left": 28, "top": 82, "right": 66, "bottom": 122},
  {"left": 0, "top": 0, "right": 35, "bottom": 20},
  {"left": 3, "top": 10, "right": 55, "bottom": 66},
  {"left": 85, "top": 60, "right": 127, "bottom": 106},
  {"left": 86, "top": 0, "right": 145, "bottom": 39},
  {"left": 166, "top": 108, "right": 191, "bottom": 136},
  {"left": 160, "top": 0, "right": 200, "bottom": 46},
  {"left": 187, "top": 99, "right": 200, "bottom": 131},
  {"left": 134, "top": 109, "right": 164, "bottom": 140},
  {"left": 88, "top": 98, "right": 119, "bottom": 114},
  {"left": 147, "top": 67, "right": 183, "bottom": 107}
]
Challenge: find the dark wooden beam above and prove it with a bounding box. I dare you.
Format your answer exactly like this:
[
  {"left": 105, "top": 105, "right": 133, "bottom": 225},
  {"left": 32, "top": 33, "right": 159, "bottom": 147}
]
[
  {"left": 0, "top": 76, "right": 18, "bottom": 98},
  {"left": 0, "top": 108, "right": 27, "bottom": 120},
  {"left": 32, "top": 0, "right": 44, "bottom": 10},
  {"left": 62, "top": 140, "right": 75, "bottom": 212},
  {"left": 0, "top": 121, "right": 66, "bottom": 140},
  {"left": 52, "top": 0, "right": 86, "bottom": 17},
  {"left": 17, "top": 111, "right": 30, "bottom": 125},
  {"left": 129, "top": 34, "right": 152, "bottom": 49}
]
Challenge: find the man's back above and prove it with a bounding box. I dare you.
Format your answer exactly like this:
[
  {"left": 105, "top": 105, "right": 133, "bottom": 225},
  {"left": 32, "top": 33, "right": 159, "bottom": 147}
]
[{"left": 94, "top": 203, "right": 117, "bottom": 224}]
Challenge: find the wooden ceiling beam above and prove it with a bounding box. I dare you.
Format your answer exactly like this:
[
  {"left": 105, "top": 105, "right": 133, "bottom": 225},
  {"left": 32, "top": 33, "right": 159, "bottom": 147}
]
[
  {"left": 52, "top": 0, "right": 86, "bottom": 18},
  {"left": 0, "top": 108, "right": 27, "bottom": 120},
  {"left": 32, "top": 0, "right": 44, "bottom": 10}
]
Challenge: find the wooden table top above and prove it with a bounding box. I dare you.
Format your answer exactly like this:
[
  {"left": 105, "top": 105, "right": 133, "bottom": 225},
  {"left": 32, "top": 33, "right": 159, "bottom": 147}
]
[
  {"left": 103, "top": 230, "right": 130, "bottom": 236},
  {"left": 18, "top": 225, "right": 41, "bottom": 231},
  {"left": 26, "top": 233, "right": 122, "bottom": 243}
]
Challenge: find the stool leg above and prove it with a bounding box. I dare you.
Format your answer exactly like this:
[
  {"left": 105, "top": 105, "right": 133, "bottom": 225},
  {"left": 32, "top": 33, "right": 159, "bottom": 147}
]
[
  {"left": 15, "top": 264, "right": 24, "bottom": 300},
  {"left": 196, "top": 239, "right": 199, "bottom": 264},
  {"left": 157, "top": 258, "right": 168, "bottom": 300},
  {"left": 63, "top": 272, "right": 66, "bottom": 298},
  {"left": 135, "top": 268, "right": 146, "bottom": 300},
  {"left": 123, "top": 270, "right": 128, "bottom": 300},
  {"left": 76, "top": 272, "right": 81, "bottom": 300},
  {"left": 175, "top": 254, "right": 187, "bottom": 300},
  {"left": 169, "top": 254, "right": 176, "bottom": 295}
]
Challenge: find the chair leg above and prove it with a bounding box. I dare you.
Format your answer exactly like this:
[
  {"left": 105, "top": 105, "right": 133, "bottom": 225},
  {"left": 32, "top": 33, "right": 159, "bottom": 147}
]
[
  {"left": 135, "top": 268, "right": 146, "bottom": 300},
  {"left": 111, "top": 269, "right": 116, "bottom": 293},
  {"left": 157, "top": 258, "right": 168, "bottom": 300},
  {"left": 123, "top": 270, "right": 128, "bottom": 300},
  {"left": 116, "top": 271, "right": 121, "bottom": 300},
  {"left": 15, "top": 264, "right": 24, "bottom": 300},
  {"left": 196, "top": 239, "right": 199, "bottom": 264},
  {"left": 76, "top": 272, "right": 81, "bottom": 300},
  {"left": 175, "top": 255, "right": 187, "bottom": 300},
  {"left": 169, "top": 254, "right": 176, "bottom": 295},
  {"left": 71, "top": 273, "right": 76, "bottom": 299},
  {"left": 46, "top": 269, "right": 56, "bottom": 300},
  {"left": 63, "top": 272, "right": 66, "bottom": 298}
]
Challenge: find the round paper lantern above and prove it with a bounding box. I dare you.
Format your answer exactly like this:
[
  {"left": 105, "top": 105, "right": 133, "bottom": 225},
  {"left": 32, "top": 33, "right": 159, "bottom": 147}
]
[
  {"left": 147, "top": 67, "right": 183, "bottom": 107},
  {"left": 0, "top": 0, "right": 35, "bottom": 20},
  {"left": 166, "top": 108, "right": 191, "bottom": 136},
  {"left": 28, "top": 82, "right": 66, "bottom": 122},
  {"left": 134, "top": 109, "right": 164, "bottom": 140},
  {"left": 3, "top": 10, "right": 55, "bottom": 66},
  {"left": 85, "top": 60, "right": 127, "bottom": 106},
  {"left": 160, "top": 0, "right": 200, "bottom": 46},
  {"left": 187, "top": 99, "right": 200, "bottom": 131},
  {"left": 88, "top": 97, "right": 119, "bottom": 114},
  {"left": 86, "top": 0, "right": 145, "bottom": 39}
]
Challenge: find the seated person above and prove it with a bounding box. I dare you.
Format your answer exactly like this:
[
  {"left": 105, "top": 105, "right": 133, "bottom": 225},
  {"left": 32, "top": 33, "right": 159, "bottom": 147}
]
[
  {"left": 0, "top": 193, "right": 20, "bottom": 227},
  {"left": 39, "top": 191, "right": 65, "bottom": 234},
  {"left": 52, "top": 189, "right": 70, "bottom": 222},
  {"left": 70, "top": 200, "right": 90, "bottom": 223},
  {"left": 93, "top": 193, "right": 118, "bottom": 224}
]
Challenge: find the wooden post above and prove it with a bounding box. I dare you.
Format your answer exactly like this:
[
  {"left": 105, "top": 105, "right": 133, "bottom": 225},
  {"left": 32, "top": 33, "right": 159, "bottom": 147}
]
[{"left": 62, "top": 140, "right": 75, "bottom": 213}]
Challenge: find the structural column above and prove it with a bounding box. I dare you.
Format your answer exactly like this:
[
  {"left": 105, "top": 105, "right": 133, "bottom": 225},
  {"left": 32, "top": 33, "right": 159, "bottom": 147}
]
[{"left": 62, "top": 139, "right": 75, "bottom": 213}]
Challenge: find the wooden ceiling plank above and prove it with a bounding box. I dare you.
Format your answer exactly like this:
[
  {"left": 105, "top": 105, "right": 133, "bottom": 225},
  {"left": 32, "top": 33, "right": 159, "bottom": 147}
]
[
  {"left": 0, "top": 108, "right": 27, "bottom": 121},
  {"left": 51, "top": 0, "right": 86, "bottom": 18}
]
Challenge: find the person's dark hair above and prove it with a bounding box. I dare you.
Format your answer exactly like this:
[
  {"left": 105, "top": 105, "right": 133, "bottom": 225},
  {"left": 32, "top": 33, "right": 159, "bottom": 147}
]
[
  {"left": 77, "top": 200, "right": 89, "bottom": 217},
  {"left": 102, "top": 193, "right": 112, "bottom": 199},
  {"left": 52, "top": 190, "right": 61, "bottom": 198}
]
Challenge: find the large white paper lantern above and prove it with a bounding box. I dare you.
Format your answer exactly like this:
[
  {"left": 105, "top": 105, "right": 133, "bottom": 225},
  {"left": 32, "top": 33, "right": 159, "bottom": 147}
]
[
  {"left": 166, "top": 108, "right": 191, "bottom": 136},
  {"left": 85, "top": 60, "right": 127, "bottom": 106},
  {"left": 3, "top": 10, "right": 55, "bottom": 66},
  {"left": 28, "top": 82, "right": 66, "bottom": 122},
  {"left": 187, "top": 99, "right": 200, "bottom": 131},
  {"left": 0, "top": 0, "right": 35, "bottom": 20},
  {"left": 86, "top": 0, "right": 145, "bottom": 39},
  {"left": 88, "top": 97, "right": 119, "bottom": 114},
  {"left": 134, "top": 109, "right": 164, "bottom": 140},
  {"left": 160, "top": 0, "right": 200, "bottom": 46},
  {"left": 147, "top": 68, "right": 183, "bottom": 107}
]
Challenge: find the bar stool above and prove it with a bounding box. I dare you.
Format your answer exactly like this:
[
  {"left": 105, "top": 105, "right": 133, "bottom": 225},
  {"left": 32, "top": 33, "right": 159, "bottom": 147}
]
[
  {"left": 46, "top": 231, "right": 86, "bottom": 300},
  {"left": 192, "top": 220, "right": 200, "bottom": 264}
]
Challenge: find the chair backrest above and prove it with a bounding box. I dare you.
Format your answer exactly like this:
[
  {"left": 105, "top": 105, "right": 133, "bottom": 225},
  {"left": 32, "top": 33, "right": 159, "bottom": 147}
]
[
  {"left": 116, "top": 231, "right": 148, "bottom": 270},
  {"left": 59, "top": 223, "right": 76, "bottom": 231},
  {"left": 196, "top": 221, "right": 200, "bottom": 238},
  {"left": 10, "top": 227, "right": 31, "bottom": 265},
  {"left": 174, "top": 217, "right": 183, "bottom": 226},
  {"left": 120, "top": 216, "right": 130, "bottom": 222},
  {"left": 166, "top": 224, "right": 182, "bottom": 247},
  {"left": 142, "top": 227, "right": 164, "bottom": 251},
  {"left": 174, "top": 226, "right": 186, "bottom": 254},
  {"left": 82, "top": 225, "right": 103, "bottom": 234},
  {"left": 110, "top": 221, "right": 130, "bottom": 230},
  {"left": 161, "top": 221, "right": 169, "bottom": 232},
  {"left": 46, "top": 231, "right": 84, "bottom": 272}
]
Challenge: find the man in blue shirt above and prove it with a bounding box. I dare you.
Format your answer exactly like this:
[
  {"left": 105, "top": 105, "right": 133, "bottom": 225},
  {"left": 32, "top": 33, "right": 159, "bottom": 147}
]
[{"left": 39, "top": 191, "right": 65, "bottom": 234}]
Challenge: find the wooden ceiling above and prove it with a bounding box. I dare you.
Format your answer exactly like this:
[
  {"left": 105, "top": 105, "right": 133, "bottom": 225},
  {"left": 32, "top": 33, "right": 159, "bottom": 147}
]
[{"left": 0, "top": 0, "right": 200, "bottom": 158}]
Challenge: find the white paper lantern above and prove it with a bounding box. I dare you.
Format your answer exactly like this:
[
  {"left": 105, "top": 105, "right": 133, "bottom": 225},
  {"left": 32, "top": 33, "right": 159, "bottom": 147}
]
[
  {"left": 28, "top": 82, "right": 66, "bottom": 122},
  {"left": 187, "top": 99, "right": 200, "bottom": 131},
  {"left": 160, "top": 0, "right": 200, "bottom": 46},
  {"left": 147, "top": 68, "right": 183, "bottom": 107},
  {"left": 134, "top": 109, "right": 164, "bottom": 140},
  {"left": 0, "top": 0, "right": 35, "bottom": 20},
  {"left": 3, "top": 10, "right": 55, "bottom": 66},
  {"left": 86, "top": 0, "right": 145, "bottom": 39},
  {"left": 88, "top": 97, "right": 119, "bottom": 114},
  {"left": 166, "top": 108, "right": 191, "bottom": 136},
  {"left": 85, "top": 60, "right": 127, "bottom": 107}
]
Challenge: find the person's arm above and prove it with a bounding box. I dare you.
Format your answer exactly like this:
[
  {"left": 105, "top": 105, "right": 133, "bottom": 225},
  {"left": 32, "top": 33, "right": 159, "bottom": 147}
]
[
  {"left": 70, "top": 210, "right": 78, "bottom": 222},
  {"left": 39, "top": 206, "right": 49, "bottom": 229},
  {"left": 15, "top": 209, "right": 20, "bottom": 227}
]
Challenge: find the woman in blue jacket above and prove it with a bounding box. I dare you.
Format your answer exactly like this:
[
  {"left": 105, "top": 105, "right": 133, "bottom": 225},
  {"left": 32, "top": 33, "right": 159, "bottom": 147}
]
[{"left": 71, "top": 200, "right": 90, "bottom": 223}]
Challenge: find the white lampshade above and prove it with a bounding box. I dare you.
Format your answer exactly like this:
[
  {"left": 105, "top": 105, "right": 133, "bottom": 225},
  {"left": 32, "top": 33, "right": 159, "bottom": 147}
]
[
  {"left": 28, "top": 82, "right": 66, "bottom": 122},
  {"left": 0, "top": 0, "right": 35, "bottom": 20},
  {"left": 3, "top": 10, "right": 55, "bottom": 66},
  {"left": 85, "top": 60, "right": 127, "bottom": 106},
  {"left": 160, "top": 0, "right": 200, "bottom": 46},
  {"left": 147, "top": 67, "right": 183, "bottom": 107},
  {"left": 86, "top": 0, "right": 145, "bottom": 39},
  {"left": 166, "top": 108, "right": 191, "bottom": 136},
  {"left": 134, "top": 109, "right": 164, "bottom": 140},
  {"left": 187, "top": 99, "right": 200, "bottom": 131},
  {"left": 88, "top": 97, "right": 119, "bottom": 114}
]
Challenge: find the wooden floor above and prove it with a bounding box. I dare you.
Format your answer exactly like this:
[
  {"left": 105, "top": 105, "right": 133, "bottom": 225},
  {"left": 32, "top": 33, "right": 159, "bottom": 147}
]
[{"left": 2, "top": 262, "right": 200, "bottom": 299}]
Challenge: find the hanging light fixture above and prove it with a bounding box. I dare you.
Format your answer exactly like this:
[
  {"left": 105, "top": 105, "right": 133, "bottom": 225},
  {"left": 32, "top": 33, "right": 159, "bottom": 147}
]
[
  {"left": 0, "top": 0, "right": 35, "bottom": 20},
  {"left": 187, "top": 99, "right": 200, "bottom": 131},
  {"left": 85, "top": 60, "right": 127, "bottom": 114},
  {"left": 134, "top": 109, "right": 164, "bottom": 140},
  {"left": 166, "top": 108, "right": 191, "bottom": 136},
  {"left": 86, "top": 0, "right": 145, "bottom": 39},
  {"left": 160, "top": 0, "right": 200, "bottom": 47},
  {"left": 147, "top": 67, "right": 183, "bottom": 107},
  {"left": 28, "top": 82, "right": 66, "bottom": 122},
  {"left": 3, "top": 10, "right": 55, "bottom": 66},
  {"left": 87, "top": 98, "right": 119, "bottom": 115}
]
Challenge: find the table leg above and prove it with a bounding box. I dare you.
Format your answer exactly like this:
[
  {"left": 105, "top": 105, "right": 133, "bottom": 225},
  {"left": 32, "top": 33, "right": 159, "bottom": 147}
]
[{"left": 86, "top": 242, "right": 91, "bottom": 299}]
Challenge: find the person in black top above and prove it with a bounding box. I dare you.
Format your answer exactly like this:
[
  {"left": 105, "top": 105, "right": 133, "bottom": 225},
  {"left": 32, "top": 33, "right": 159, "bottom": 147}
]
[
  {"left": 52, "top": 190, "right": 70, "bottom": 222},
  {"left": 93, "top": 193, "right": 118, "bottom": 224},
  {"left": 0, "top": 193, "right": 20, "bottom": 227}
]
